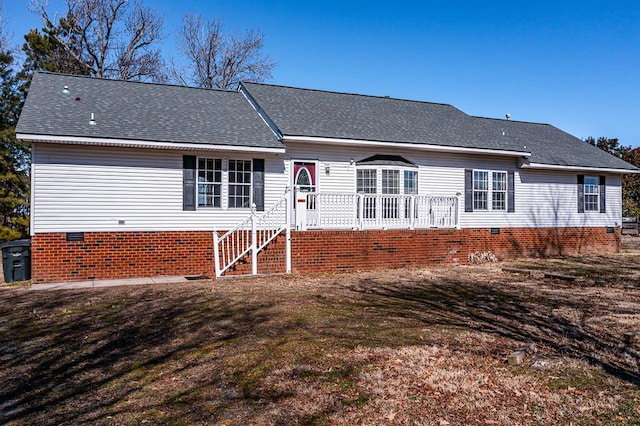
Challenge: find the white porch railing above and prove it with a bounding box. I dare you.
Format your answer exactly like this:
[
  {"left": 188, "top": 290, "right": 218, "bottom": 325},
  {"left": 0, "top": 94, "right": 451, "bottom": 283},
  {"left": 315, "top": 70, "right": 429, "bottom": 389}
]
[
  {"left": 297, "top": 192, "right": 460, "bottom": 230},
  {"left": 214, "top": 190, "right": 459, "bottom": 277},
  {"left": 213, "top": 193, "right": 291, "bottom": 277}
]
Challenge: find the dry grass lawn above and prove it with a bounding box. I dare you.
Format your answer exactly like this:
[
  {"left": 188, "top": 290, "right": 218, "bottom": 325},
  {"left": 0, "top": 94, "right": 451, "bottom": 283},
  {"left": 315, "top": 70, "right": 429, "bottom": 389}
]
[{"left": 1, "top": 238, "right": 640, "bottom": 425}]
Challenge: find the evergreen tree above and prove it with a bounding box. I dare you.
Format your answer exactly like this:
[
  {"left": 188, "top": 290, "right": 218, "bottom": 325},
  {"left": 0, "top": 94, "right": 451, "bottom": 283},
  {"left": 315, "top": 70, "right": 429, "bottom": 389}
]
[{"left": 0, "top": 48, "right": 30, "bottom": 242}]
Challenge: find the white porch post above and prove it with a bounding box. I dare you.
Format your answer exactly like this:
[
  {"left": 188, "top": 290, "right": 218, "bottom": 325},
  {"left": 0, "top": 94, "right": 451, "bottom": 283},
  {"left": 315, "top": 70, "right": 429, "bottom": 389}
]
[
  {"left": 251, "top": 204, "right": 258, "bottom": 275},
  {"left": 285, "top": 191, "right": 292, "bottom": 274},
  {"left": 357, "top": 193, "right": 364, "bottom": 230},
  {"left": 455, "top": 191, "right": 462, "bottom": 229},
  {"left": 213, "top": 230, "right": 221, "bottom": 278},
  {"left": 409, "top": 195, "right": 415, "bottom": 229}
]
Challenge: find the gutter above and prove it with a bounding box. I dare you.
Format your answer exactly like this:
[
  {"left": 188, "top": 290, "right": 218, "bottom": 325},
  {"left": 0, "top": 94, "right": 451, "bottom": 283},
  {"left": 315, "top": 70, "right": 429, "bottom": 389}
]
[
  {"left": 16, "top": 133, "right": 287, "bottom": 154},
  {"left": 518, "top": 159, "right": 640, "bottom": 174},
  {"left": 283, "top": 136, "right": 532, "bottom": 158}
]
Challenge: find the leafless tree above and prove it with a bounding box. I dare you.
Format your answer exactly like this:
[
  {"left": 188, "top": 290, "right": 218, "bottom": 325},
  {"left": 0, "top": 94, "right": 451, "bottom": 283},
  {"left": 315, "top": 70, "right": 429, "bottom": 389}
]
[
  {"left": 0, "top": 1, "right": 11, "bottom": 53},
  {"left": 29, "top": 0, "right": 165, "bottom": 81},
  {"left": 172, "top": 13, "right": 274, "bottom": 90}
]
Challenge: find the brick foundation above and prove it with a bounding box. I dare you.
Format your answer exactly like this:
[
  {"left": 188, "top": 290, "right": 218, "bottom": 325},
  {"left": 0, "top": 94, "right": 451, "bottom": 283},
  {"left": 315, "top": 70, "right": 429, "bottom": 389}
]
[
  {"left": 289, "top": 227, "right": 620, "bottom": 274},
  {"left": 31, "top": 231, "right": 215, "bottom": 283},
  {"left": 31, "top": 227, "right": 620, "bottom": 283}
]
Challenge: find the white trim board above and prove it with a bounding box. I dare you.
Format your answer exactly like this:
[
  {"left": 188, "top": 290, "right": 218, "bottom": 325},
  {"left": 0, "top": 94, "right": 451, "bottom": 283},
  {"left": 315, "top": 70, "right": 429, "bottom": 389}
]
[
  {"left": 17, "top": 133, "right": 286, "bottom": 154},
  {"left": 520, "top": 161, "right": 640, "bottom": 174},
  {"left": 282, "top": 136, "right": 531, "bottom": 158}
]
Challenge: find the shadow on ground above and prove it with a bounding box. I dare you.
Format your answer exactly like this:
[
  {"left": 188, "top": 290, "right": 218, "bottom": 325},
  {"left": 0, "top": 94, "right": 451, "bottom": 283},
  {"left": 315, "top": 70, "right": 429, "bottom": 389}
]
[{"left": 346, "top": 272, "right": 640, "bottom": 385}]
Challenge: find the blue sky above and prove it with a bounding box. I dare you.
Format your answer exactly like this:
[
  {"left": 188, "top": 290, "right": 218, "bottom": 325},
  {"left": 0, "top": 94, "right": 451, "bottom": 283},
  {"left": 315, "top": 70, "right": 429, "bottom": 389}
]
[{"left": 4, "top": 0, "right": 640, "bottom": 146}]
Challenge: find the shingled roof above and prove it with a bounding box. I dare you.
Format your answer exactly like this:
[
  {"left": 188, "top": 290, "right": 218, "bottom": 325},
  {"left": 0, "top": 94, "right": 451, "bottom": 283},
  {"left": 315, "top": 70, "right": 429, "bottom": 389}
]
[
  {"left": 17, "top": 72, "right": 283, "bottom": 150},
  {"left": 471, "top": 117, "right": 636, "bottom": 170},
  {"left": 241, "top": 82, "right": 637, "bottom": 171},
  {"left": 17, "top": 73, "right": 637, "bottom": 172}
]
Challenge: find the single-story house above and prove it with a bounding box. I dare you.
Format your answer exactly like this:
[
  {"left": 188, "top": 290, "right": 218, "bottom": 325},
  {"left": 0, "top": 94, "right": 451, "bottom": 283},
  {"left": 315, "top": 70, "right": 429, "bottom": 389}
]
[{"left": 16, "top": 72, "right": 638, "bottom": 282}]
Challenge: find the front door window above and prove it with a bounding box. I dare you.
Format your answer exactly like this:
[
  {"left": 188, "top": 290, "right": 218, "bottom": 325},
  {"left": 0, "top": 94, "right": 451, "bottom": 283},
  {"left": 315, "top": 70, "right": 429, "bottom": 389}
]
[{"left": 295, "top": 167, "right": 313, "bottom": 191}]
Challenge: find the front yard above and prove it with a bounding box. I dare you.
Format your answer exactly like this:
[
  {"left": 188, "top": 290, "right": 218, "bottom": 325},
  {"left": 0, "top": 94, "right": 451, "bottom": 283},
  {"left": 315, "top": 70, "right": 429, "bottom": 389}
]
[{"left": 1, "top": 240, "right": 640, "bottom": 424}]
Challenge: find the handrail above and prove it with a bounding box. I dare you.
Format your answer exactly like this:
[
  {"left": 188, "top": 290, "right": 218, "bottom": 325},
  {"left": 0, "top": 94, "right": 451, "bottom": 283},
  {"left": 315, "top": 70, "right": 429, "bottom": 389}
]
[
  {"left": 256, "top": 195, "right": 288, "bottom": 251},
  {"left": 214, "top": 190, "right": 290, "bottom": 277},
  {"left": 300, "top": 192, "right": 459, "bottom": 230}
]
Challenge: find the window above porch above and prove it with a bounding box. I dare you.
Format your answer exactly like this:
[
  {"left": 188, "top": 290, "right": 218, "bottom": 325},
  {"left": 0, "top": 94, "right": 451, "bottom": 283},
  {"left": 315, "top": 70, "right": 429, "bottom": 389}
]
[{"left": 356, "top": 155, "right": 418, "bottom": 196}]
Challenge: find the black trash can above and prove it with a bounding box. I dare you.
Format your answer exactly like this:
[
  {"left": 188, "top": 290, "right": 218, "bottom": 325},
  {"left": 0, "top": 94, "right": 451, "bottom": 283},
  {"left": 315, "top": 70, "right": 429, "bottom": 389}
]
[{"left": 1, "top": 239, "right": 31, "bottom": 283}]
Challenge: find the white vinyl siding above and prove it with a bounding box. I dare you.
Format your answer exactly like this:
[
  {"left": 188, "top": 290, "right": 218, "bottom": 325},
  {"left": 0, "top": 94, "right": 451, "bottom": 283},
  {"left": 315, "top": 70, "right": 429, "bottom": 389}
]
[
  {"left": 31, "top": 144, "right": 285, "bottom": 233},
  {"left": 31, "top": 141, "right": 624, "bottom": 234}
]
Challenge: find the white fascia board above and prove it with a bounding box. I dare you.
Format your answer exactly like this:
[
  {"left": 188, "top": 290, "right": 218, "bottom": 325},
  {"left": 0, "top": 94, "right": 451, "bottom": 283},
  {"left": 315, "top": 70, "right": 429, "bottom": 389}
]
[
  {"left": 521, "top": 161, "right": 640, "bottom": 174},
  {"left": 17, "top": 133, "right": 286, "bottom": 154},
  {"left": 282, "top": 135, "right": 531, "bottom": 158}
]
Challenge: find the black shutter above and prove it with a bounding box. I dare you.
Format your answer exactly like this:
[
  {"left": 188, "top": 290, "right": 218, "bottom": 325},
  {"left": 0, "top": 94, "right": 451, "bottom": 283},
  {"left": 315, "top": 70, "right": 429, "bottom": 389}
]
[
  {"left": 577, "top": 174, "right": 584, "bottom": 213},
  {"left": 253, "top": 159, "right": 265, "bottom": 211},
  {"left": 507, "top": 171, "right": 515, "bottom": 213},
  {"left": 599, "top": 175, "right": 606, "bottom": 213},
  {"left": 464, "top": 169, "right": 473, "bottom": 212},
  {"left": 183, "top": 155, "right": 196, "bottom": 211}
]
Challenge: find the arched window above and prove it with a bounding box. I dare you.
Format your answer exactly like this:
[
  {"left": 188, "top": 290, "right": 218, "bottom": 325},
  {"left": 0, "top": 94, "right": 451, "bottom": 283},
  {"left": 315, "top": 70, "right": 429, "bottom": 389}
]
[{"left": 295, "top": 166, "right": 313, "bottom": 191}]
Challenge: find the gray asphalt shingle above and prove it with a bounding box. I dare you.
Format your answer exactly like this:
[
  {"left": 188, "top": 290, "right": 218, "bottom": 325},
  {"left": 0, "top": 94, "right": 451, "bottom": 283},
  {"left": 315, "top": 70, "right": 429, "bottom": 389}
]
[
  {"left": 471, "top": 117, "right": 636, "bottom": 170},
  {"left": 17, "top": 73, "right": 637, "bottom": 172},
  {"left": 17, "top": 72, "right": 283, "bottom": 149},
  {"left": 242, "top": 82, "right": 637, "bottom": 171}
]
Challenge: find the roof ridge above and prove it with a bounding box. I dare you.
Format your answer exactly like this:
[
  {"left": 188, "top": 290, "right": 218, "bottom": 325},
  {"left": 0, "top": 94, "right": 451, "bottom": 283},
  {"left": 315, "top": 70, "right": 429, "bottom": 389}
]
[
  {"left": 242, "top": 81, "right": 459, "bottom": 109},
  {"left": 471, "top": 115, "right": 551, "bottom": 126},
  {"left": 35, "top": 71, "right": 240, "bottom": 94}
]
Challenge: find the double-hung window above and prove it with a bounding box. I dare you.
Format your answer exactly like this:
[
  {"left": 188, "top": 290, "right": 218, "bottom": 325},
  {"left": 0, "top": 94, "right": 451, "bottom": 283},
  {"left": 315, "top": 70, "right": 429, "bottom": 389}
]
[
  {"left": 196, "top": 158, "right": 254, "bottom": 209},
  {"left": 228, "top": 159, "right": 252, "bottom": 208},
  {"left": 492, "top": 171, "right": 507, "bottom": 211},
  {"left": 382, "top": 170, "right": 400, "bottom": 218},
  {"left": 473, "top": 170, "right": 489, "bottom": 210},
  {"left": 356, "top": 155, "right": 419, "bottom": 220},
  {"left": 584, "top": 176, "right": 599, "bottom": 211},
  {"left": 198, "top": 158, "right": 222, "bottom": 208},
  {"left": 468, "top": 169, "right": 511, "bottom": 212},
  {"left": 357, "top": 169, "right": 377, "bottom": 219},
  {"left": 404, "top": 170, "right": 418, "bottom": 219}
]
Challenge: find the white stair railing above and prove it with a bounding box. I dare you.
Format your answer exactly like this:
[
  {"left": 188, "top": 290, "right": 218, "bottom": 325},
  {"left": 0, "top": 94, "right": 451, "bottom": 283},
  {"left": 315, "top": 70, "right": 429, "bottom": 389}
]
[{"left": 213, "top": 191, "right": 290, "bottom": 277}]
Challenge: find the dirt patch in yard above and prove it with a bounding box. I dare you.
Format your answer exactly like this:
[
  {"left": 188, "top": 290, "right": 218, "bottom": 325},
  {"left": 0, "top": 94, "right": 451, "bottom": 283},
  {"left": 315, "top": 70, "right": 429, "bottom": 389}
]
[{"left": 1, "top": 240, "right": 640, "bottom": 424}]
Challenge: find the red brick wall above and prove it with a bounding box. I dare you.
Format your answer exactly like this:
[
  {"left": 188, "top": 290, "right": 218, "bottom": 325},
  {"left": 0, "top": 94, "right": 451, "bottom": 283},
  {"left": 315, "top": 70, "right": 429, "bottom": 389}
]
[
  {"left": 31, "top": 227, "right": 620, "bottom": 283},
  {"left": 288, "top": 227, "right": 620, "bottom": 275},
  {"left": 31, "top": 231, "right": 214, "bottom": 283}
]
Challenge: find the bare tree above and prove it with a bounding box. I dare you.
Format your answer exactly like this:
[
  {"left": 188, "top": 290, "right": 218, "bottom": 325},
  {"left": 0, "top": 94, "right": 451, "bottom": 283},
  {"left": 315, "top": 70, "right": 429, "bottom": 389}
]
[
  {"left": 0, "top": 1, "right": 11, "bottom": 53},
  {"left": 29, "top": 0, "right": 164, "bottom": 81},
  {"left": 172, "top": 13, "right": 274, "bottom": 90}
]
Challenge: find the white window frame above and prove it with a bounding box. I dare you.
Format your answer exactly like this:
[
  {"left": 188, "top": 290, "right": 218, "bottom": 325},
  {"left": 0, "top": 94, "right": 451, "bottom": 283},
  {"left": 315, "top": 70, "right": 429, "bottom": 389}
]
[
  {"left": 492, "top": 171, "right": 507, "bottom": 211},
  {"left": 584, "top": 175, "right": 599, "bottom": 212},
  {"left": 357, "top": 166, "right": 418, "bottom": 220},
  {"left": 197, "top": 157, "right": 222, "bottom": 208},
  {"left": 196, "top": 157, "right": 253, "bottom": 210},
  {"left": 228, "top": 159, "right": 253, "bottom": 209},
  {"left": 356, "top": 166, "right": 418, "bottom": 196},
  {"left": 473, "top": 170, "right": 489, "bottom": 211},
  {"left": 404, "top": 170, "right": 418, "bottom": 195},
  {"left": 356, "top": 168, "right": 378, "bottom": 194},
  {"left": 473, "top": 169, "right": 509, "bottom": 211}
]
